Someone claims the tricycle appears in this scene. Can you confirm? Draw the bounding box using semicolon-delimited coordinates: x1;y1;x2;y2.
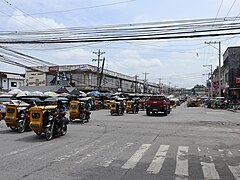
29;105;68;140
4;102;31;133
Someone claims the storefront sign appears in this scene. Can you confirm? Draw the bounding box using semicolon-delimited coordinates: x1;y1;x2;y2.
49;66;59;72
236;77;240;84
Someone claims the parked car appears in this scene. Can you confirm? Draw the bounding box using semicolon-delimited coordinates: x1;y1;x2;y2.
0;95;13;119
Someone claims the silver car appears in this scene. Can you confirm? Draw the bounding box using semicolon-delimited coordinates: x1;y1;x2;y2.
0;96;12;119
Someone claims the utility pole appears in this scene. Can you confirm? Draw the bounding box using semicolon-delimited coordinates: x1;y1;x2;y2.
92;49;105;89
168;82;171;95
158;78;163;94
203;64;213;98
135;75;139;93
205;41;221;97
142;72;149;93
99;57;105;89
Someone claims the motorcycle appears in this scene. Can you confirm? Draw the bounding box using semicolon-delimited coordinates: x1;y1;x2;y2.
16;109;31;133
69;100;90;123
44;112;68;141
126;100;139;114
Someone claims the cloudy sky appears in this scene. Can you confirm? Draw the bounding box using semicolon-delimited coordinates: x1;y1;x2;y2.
0;0;240;88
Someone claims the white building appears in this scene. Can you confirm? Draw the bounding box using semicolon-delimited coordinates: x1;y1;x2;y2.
25;64;160;93
0;72;25;92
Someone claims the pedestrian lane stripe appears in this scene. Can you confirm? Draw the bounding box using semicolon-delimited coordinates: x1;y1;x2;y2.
121;144;151;169
101;142;134;167
99;143;240;179
146;145;169;174
201;162;220;180
175;146;189;177
228;165;240;179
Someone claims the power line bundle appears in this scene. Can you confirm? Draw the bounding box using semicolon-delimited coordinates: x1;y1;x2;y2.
0;17;240;44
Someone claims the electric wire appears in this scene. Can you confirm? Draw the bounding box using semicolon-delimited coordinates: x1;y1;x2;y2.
0;16;240;44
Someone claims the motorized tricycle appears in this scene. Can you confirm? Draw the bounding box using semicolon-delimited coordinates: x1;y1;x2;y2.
126;100;139;114
103;100;110;109
139;99;145;110
110;100;124;115
69;99;89;123
4;103;31;133
29;105;68;141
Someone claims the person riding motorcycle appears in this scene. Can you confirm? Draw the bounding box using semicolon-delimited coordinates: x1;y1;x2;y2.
27;100;36;110
54;100;66;131
85;99;91;120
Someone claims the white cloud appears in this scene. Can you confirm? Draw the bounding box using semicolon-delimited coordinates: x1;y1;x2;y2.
49;47;92;65
105;49;163;82
7;10;65;30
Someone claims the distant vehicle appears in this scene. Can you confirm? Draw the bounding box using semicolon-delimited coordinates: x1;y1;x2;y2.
145;95;171;116
0;95;13;119
187;98;200;107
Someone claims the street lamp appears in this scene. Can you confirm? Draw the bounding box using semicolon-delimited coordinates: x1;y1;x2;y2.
203;64;213;98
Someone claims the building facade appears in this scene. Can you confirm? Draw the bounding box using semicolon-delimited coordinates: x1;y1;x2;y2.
222;46;240;99
0;72;25;92
25;64;160;93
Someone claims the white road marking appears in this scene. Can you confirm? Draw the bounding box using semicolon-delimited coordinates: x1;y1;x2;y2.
4;142;51;157
206;112;225;115
227;150;233;157
201;162;220;180
175;146;189;177
101;142;134;167
75;141;118;164
54;140;101;162
228;165;240;180
121;144;151;169
146;145;169;174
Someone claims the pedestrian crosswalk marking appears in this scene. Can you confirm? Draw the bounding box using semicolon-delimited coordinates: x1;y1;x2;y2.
201;162;220;180
97;142;240;179
121;144;151;169
146;145;169;174
175;146;189;177
101;142;134;167
228;165;240;179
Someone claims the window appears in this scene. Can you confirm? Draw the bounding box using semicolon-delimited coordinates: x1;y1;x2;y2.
35;79;39;86
11;82;17;87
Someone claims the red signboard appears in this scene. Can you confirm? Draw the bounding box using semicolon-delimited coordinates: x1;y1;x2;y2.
49;66;59;72
236;77;240;84
213;82;219;89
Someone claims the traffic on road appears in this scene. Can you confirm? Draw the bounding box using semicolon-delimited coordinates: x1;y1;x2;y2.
0;92;240;179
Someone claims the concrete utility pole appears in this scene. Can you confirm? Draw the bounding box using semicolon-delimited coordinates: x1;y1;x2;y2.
204;41;221;97
92;49;105;89
203;64;213;98
142;72;149;93
158;78;163;94
168;82;171;95
135;75;139;93
99;57;105;89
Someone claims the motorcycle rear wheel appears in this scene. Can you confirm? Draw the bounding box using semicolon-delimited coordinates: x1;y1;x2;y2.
17;119;25;133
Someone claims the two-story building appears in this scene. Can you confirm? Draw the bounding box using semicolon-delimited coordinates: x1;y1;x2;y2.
222;46;240;100
25;64;160;94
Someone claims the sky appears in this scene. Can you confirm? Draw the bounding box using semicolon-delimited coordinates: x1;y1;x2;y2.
0;0;240;89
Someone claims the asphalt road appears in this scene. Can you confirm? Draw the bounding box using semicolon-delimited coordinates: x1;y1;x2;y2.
0;104;240;180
